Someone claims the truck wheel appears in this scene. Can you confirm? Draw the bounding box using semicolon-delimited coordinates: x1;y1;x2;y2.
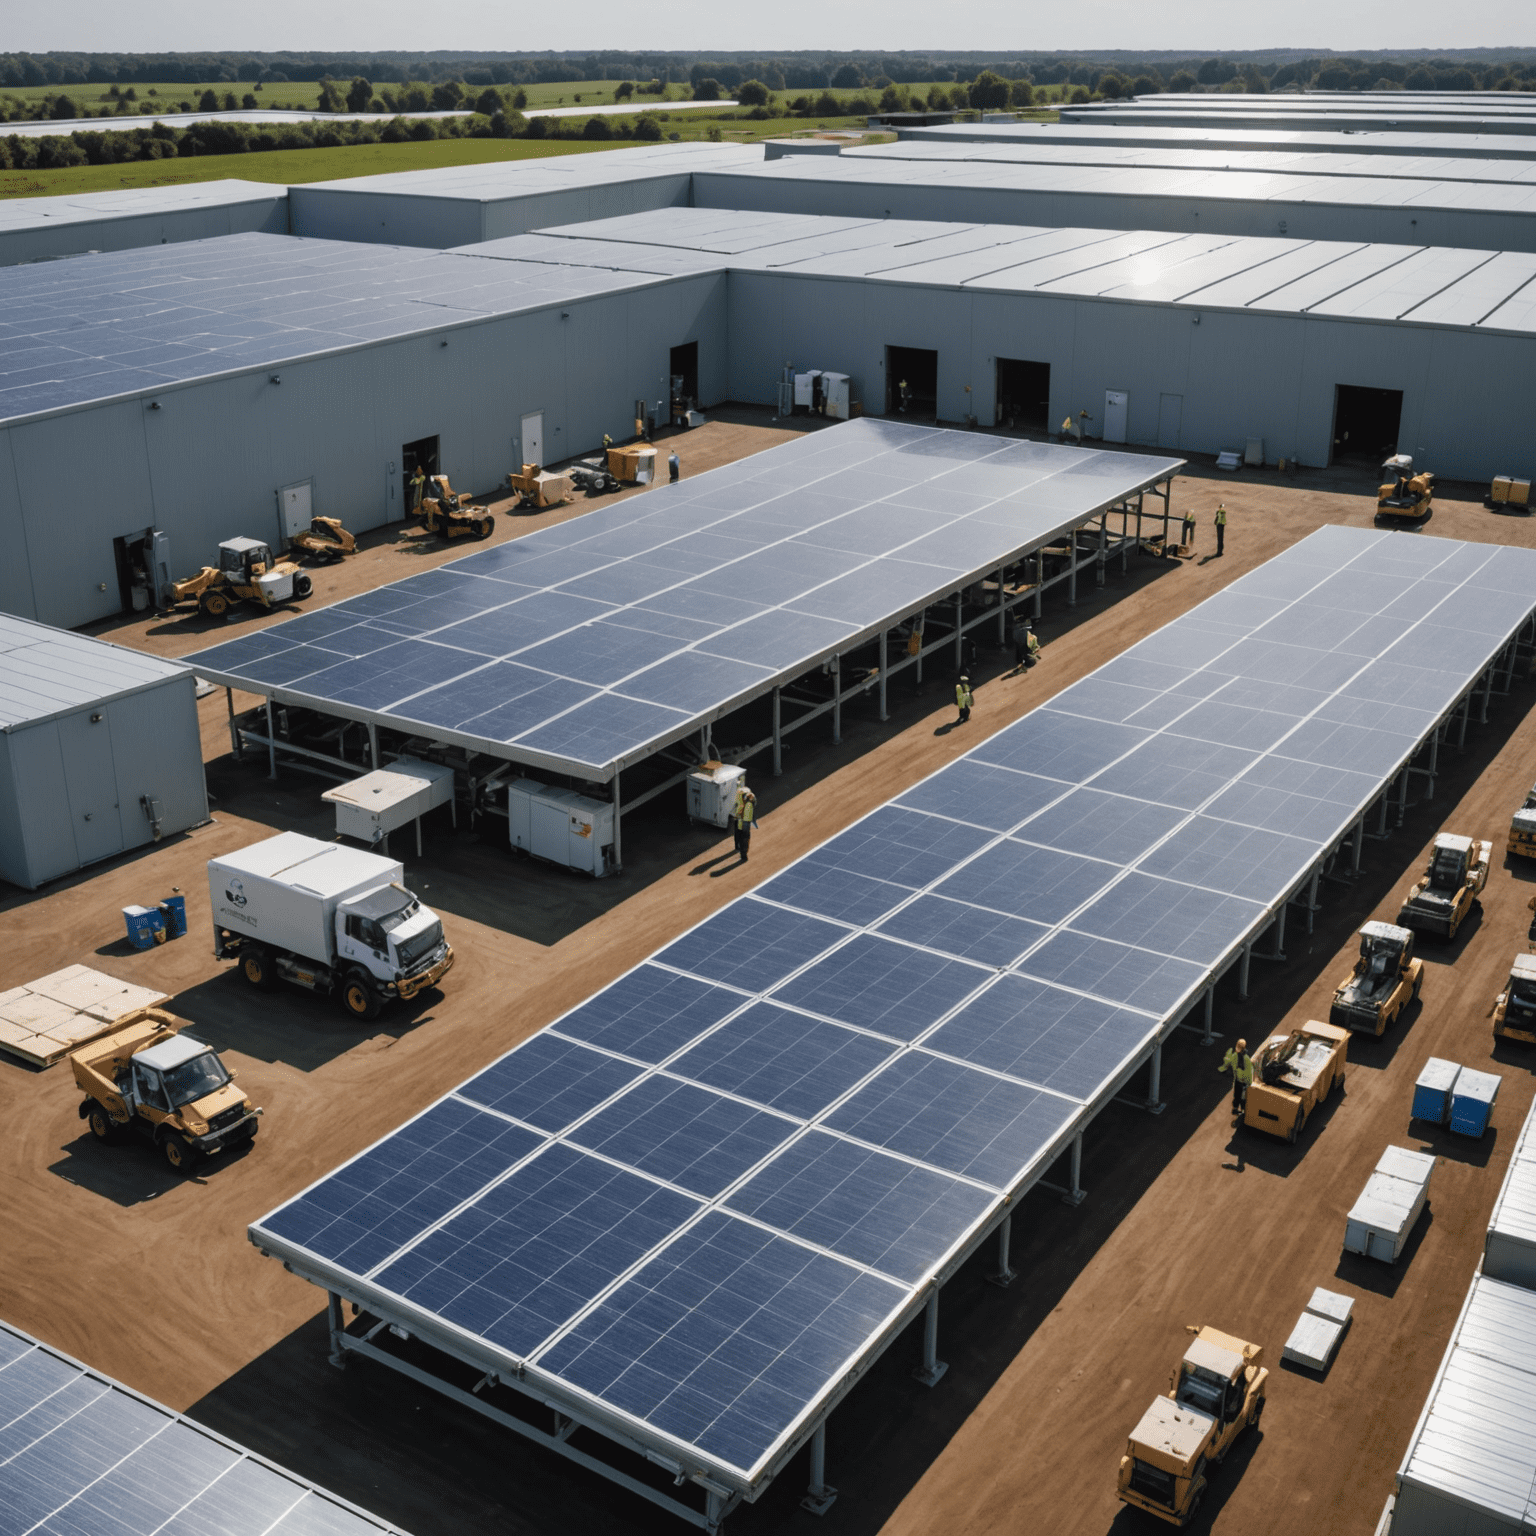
474;517;495;540
1249;1395;1266;1431
162;1134;199;1175
340;971;384;1021
87;1104;120;1143
240;946;276;990
294;573;313;599
200;590;230;619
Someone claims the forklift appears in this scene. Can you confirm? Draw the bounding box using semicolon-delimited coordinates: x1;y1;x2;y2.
163;538;312;620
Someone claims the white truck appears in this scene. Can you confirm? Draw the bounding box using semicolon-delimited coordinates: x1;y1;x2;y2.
209;833;453;1020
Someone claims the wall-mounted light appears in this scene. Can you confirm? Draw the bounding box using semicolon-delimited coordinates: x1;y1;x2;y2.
560;311;570;320
90;712;103;722
269;373;281;385
1192;314;1201;325
147;401;161;411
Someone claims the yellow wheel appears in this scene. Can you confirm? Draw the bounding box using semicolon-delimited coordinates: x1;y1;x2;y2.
201;590;230;619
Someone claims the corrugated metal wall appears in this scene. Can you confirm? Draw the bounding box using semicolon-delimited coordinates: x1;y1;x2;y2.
0;197;288;269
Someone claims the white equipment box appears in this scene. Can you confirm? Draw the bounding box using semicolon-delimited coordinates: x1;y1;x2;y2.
1344;1146;1435;1263
794;370;822;407
822;373;850;420
322;757;456;853
1486;1094;1536;1287
687;764;746;828
1282;1287;1355;1371
506;779;616;877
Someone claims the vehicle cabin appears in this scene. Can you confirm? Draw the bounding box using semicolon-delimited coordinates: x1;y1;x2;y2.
1330;921;1423;1035
1495;954;1536;1043
1244;1021;1348;1142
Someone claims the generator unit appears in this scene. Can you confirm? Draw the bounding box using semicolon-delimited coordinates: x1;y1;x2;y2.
506;779;617;877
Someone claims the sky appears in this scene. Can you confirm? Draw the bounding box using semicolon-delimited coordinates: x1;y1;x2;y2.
8;0;1533;55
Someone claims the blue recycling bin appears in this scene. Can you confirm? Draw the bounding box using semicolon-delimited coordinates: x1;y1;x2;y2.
1450;1069;1501;1138
158;894;187;939
1412;1057;1461;1125
123;905;165;950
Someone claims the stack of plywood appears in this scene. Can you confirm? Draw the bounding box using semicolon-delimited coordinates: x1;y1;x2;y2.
1282;1287;1355;1371
0;966;169;1067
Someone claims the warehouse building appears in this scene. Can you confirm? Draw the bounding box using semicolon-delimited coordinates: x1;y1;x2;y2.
0;179;288;268
0;615;206;888
1061;98;1536;135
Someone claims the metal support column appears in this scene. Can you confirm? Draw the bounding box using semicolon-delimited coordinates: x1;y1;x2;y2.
367;722;379;771
799;1421;837;1516
1458;695;1470;749
916;609;926;685
1352;818;1364;874
611;770;622;873
1480;668;1492;723
878;630;889;722
1271;904;1288;961
912;1290;947;1387
996;568;1007;646
1068;544;1078;607
986;1213;1017;1289
1396;765;1409;826
1063;1132;1085;1206
227;687;243;762
953;594;963;670
264;696;277;780
831;653;842;745
327;1292;347;1369
1034;551;1044;618
772;688;782;776
1305;867;1320;934
1097;515;1107;586
1200;988;1215;1046
1239;943;1252;999
1145;1041;1166;1113
1377;788;1389;837
1425;729;1439;798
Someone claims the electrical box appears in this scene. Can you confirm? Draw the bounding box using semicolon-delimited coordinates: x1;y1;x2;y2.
1451;1068;1501;1138
794;370;822;408
687;764;746;828
507;779;616;877
822;373;851;420
322;757;455;846
1411;1057;1460;1126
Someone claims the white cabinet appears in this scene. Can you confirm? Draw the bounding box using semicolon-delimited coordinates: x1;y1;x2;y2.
822;373;850;420
687;764;746;828
507;779;616;876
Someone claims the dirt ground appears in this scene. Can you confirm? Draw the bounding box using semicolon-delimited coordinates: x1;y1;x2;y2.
2;412;1534;1536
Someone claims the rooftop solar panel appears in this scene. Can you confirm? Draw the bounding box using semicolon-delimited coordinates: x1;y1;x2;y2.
189;419;1181;780
252;525;1536;1518
0;1319;408;1536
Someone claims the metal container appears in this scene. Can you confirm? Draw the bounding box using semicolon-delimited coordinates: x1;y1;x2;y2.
687;764;746;828
322;758;456;851
507;779;616;877
1412;1056;1461;1125
122;905;165;951
1450;1068;1501;1138
1344;1146;1434;1263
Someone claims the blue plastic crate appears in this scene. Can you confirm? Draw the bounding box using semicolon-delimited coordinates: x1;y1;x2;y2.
1412;1057;1461;1126
123;905;165;951
157;894;187;939
1450;1069;1501;1138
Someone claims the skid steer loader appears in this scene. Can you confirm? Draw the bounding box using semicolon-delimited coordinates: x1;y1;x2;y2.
163;538;312;620
289;516;356;564
412;475;495;541
1376;454;1434;524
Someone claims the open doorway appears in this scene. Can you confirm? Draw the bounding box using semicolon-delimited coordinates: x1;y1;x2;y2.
402;435;440;516
886;345;938;418
1331;386;1402;465
670;341;698;423
112;528;168;614
995;358;1050;431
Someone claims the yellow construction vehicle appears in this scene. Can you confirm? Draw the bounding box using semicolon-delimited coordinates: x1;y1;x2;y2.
411;474;494;540
1495;955;1536;1042
1397;832;1491;940
164;537;312;619
1117;1325;1267;1526
71;1008;261;1174
1330;921;1423;1034
289;516;356;564
1376;454;1434;523
1244;1021;1348;1141
506;463;573;510
1508;780;1536;861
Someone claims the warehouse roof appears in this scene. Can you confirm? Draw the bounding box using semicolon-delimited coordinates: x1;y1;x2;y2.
0;231;689;424
1061;103;1536;135
0;178;284;236
520;208;1536;336
899;122;1536;162
0;614;190;730
293;140;758;202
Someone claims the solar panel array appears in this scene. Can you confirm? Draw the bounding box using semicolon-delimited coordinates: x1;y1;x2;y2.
0;1320;407;1536
189;420;1181;779
253;524;1536;1493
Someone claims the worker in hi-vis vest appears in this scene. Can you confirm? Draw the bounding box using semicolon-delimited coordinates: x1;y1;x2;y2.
1219;1038;1255;1117
955;673;973;725
1214;502;1228;557
732;786;757;863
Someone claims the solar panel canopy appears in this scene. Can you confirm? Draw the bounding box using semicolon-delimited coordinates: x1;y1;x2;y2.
252;524;1536;1498
0;1319;408;1536
188;419;1181;780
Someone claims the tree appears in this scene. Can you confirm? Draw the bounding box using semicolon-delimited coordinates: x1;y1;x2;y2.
196;88;217;111
634;113;662;140
1069;86;1090;104
814;90;839;116
614;80;635;101
1012;80;1034;108
1405;66;1435;90
693;77;721;101
1169;71;1196;93
831;64;862;89
316;79;344;112
1131;75;1158;97
222;90;237;110
474;87;502;116
1196;58;1236;86
242;93;257;109
512;88;527;109
582;115;612;139
1098;73;1129;100
431;79;464;111
737;79;769;107
346;77;372;113
967;70;1010;111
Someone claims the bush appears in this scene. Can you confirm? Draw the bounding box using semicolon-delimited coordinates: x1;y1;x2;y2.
582;115;612;139
813;90;839;116
1169;70;1196;92
634;113;662;140
431;80;464;111
474;87;502;116
512;87;527;108
1069;86;1090;104
706;124;722;141
846;95;874;115
831;64;862;89
242;93;257;109
968;70;1010;110
347;77;373;113
1012;80;1034;107
408;117;437;140
693;77;721;101
737;78;769;107
523;114;547;138
402;85;429;113
614;80;635;100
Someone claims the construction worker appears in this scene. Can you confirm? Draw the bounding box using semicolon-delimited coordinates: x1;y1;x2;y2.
1219;1038;1255;1118
1181;508;1196;550
898;379;911;413
955;673;973;724
408;466;426;516
732;785;757;863
1012;621;1041;673
1214;502;1228;557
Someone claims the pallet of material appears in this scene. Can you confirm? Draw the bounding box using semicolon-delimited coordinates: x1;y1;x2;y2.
1344;1146;1435;1264
0;966;170;1067
1282;1287;1356;1371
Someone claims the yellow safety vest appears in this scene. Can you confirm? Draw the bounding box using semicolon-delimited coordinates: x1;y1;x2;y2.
956;682;973;709
1215;506;1228;525
1220;1048;1253;1085
734;796;756;830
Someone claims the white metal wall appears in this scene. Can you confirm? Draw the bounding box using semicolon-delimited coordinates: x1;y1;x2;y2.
0;272;728;629
0;197;289;268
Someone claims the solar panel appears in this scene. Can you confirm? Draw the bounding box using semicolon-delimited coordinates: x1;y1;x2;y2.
188;420;1182;780
251;524;1536;1509
0;1319;408;1536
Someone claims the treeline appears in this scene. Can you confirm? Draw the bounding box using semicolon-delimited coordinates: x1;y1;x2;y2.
6;49;1536;92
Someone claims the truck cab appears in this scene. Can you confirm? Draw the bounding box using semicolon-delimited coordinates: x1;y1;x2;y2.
1398;832;1490;940
1510;782;1536;862
72;1010;260;1174
1495;955;1536;1043
333;883;449;1011
1118;1327;1267;1526
1330;921;1423;1035
219;537;293;603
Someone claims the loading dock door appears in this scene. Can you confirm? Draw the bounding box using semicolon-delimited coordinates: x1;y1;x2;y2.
278;481;312;542
886;346;938;418
58;712;123;866
521;412;545;470
995;358;1050;431
1157;394;1183;450
1332;385;1403;465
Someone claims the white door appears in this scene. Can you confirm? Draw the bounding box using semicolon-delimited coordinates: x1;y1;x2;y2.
277;481;312;540
1157;393;1183;450
521;412;544;470
58;712;123;866
1103;391;1129;444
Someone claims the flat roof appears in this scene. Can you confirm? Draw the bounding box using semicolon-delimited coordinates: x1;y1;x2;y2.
0;613;190;731
0;232;686;425
517;208;1536;337
1061;104;1536;136
0;178;284;235
250;525;1536;1511
0;1318;410;1536
292;141;758;203
186;419;1182;781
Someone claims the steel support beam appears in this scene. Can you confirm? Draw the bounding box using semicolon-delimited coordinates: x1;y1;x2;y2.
800;1422;837;1516
986;1213;1017;1289
1201;988;1216;1046
912;1290;947;1387
327;1292;347;1369
954;594;963;671
1064;1132;1085;1205
265;696;277;780
367;722;380;771
830;653;841;745
772;688;782;776
1239;943;1252;999
878;631;889;722
226;687;243;762
611;770;622;873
